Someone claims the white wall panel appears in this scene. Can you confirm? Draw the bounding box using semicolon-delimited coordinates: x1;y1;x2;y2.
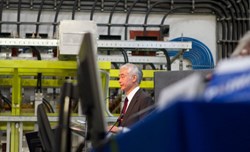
0;11;216;62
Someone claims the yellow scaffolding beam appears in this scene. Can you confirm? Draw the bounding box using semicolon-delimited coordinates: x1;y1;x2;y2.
0;60;111;152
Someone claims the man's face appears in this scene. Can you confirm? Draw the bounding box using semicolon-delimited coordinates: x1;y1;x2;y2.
119;68;135;93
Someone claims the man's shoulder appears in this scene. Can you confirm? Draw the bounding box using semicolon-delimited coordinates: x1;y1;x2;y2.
137;88;150;96
136;89;153;102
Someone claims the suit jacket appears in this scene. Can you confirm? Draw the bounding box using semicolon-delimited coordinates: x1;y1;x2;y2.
121;88;154;127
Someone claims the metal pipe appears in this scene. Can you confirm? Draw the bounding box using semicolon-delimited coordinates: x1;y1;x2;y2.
124;0;128;12
35;0;45;35
78;0;81;11
145;0;230;58
225;0;240;55
0;0;247;59
227;0;240;40
193;0;233;58
101;0;104;11
223;1;235;56
121;48;129;63
124;0;140;40
30;46;42;93
247;0;250;30
147;63;156;70
196;2;230;58
30;0;33;9
98;23;162;27
236;0;247;36
17;0;22;37
143;1;169;34
160;6;191;37
90;0;98;20
161;49;171;71
53;0;64;38
242;0;250;31
0;21;58;25
71;0;78;20
107;0;122;35
0;0;4;33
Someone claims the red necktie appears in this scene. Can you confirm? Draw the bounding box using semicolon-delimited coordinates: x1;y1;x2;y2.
118;97;128;126
121;97;128;114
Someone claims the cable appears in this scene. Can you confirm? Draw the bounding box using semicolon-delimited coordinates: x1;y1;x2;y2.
107;114;124;133
75;142;85;152
17;0;21;37
1;96;11;109
107;0;122;35
43;98;55;113
42;101;52;113
124;0;140;40
111;63;119;69
90;0;98;20
147;63;156;70
169;37;214;70
35;0;45;35
53;0;64;37
30;46;42;93
71;0;78;20
0;91;11;110
0;0;4;33
121;48;129;63
160;49;171;71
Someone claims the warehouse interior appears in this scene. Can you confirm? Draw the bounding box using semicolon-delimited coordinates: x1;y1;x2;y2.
0;0;249;152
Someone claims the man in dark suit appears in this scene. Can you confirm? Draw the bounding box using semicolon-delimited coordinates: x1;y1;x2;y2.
108;63;154;133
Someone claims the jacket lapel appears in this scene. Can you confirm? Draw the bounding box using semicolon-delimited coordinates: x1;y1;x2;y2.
124;89;141;117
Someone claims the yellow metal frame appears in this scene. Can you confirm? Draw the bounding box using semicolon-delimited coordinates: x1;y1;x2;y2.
0;60;158;151
0;60;111;152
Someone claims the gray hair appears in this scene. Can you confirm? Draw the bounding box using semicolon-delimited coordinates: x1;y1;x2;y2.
120;63;143;84
231;31;250;57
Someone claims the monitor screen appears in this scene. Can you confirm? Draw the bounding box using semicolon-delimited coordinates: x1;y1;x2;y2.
77;32;107;148
25;131;44;152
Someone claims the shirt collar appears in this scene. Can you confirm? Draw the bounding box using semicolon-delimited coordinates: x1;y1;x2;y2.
127;86;140;101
